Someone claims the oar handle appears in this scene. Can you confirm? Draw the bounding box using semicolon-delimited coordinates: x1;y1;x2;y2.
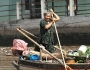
20;27;38;38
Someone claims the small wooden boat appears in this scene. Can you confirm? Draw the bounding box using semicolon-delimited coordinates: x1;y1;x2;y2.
18;59;90;70
15;27;90;70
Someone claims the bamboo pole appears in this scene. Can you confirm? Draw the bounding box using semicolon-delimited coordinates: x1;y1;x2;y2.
51;10;67;70
40;48;42;61
20;27;38;38
19;27;42;61
54;22;67;70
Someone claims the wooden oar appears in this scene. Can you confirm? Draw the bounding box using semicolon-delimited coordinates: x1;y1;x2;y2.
19;27;42;61
54;22;67;70
19;27;38;38
50;10;67;70
16;27;73;70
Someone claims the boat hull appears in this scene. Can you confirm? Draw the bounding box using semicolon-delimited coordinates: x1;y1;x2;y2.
19;60;90;70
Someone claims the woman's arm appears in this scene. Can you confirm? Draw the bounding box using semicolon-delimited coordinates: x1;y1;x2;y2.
44;21;54;29
50;9;60;22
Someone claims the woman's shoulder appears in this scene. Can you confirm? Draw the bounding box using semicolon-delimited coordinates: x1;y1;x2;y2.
40;19;47;27
40;19;45;22
40;19;46;24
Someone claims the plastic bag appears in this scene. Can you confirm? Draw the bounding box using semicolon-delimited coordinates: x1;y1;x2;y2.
11;39;28;51
30;54;40;61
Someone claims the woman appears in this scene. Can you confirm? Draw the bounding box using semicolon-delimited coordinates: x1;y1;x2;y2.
35;9;60;53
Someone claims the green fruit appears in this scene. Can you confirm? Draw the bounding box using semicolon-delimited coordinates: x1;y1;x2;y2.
74;52;79;56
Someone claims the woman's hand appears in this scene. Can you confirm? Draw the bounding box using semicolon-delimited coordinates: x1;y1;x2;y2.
50;9;54;13
50;9;60;22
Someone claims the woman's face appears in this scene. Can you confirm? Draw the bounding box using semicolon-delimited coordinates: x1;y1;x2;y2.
44;13;51;22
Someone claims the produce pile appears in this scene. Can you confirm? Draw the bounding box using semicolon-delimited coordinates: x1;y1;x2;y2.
67;45;90;63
